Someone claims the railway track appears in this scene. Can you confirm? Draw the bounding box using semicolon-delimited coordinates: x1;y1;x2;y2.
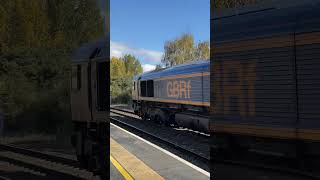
0;143;100;180
110;106;134;114
110;107;210;137
110;107;210;167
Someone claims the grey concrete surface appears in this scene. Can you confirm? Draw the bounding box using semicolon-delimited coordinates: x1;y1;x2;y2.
110;124;209;180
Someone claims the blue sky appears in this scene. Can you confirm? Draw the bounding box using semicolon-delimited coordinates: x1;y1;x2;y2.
110;0;210;72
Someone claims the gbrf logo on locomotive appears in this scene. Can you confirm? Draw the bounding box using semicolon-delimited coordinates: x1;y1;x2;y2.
167;80;191;99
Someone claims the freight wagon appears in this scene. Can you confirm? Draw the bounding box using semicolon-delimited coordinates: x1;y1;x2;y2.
211;1;320;160
132;60;210;132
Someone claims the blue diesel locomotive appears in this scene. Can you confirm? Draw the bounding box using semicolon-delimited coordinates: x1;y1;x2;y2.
132;60;210;132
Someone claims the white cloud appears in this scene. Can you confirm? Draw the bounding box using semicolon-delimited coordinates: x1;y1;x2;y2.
142;64;156;72
111;41;163;64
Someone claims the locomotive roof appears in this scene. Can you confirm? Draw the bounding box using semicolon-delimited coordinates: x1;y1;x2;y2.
71;37;109;62
212;0;316;20
135;60;209;81
212;1;320;44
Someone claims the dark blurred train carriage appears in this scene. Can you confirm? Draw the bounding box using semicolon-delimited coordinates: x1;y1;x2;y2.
132;60;210;132
211;1;320;166
70;38;109;174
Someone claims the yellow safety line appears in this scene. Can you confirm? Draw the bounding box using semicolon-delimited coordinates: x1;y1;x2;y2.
110;138;164;180
110;155;134;180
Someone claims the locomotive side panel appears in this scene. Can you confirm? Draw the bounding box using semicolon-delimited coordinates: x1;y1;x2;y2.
211;6;300;139
90;60;109;123
203;75;210;103
296;7;320;141
211;40;298;139
211;5;320;159
71;63;91;122
138;62;210;107
142;74;210;106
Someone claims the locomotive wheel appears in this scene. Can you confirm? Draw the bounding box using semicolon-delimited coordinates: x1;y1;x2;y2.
141;112;148;121
154;115;163;125
155;109;169;126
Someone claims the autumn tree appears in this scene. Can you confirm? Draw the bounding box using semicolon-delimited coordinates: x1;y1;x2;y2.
195;41;210;61
0;0;104;133
161;33;209;67
111;55;143;79
110;57;128;100
111;57;126;78
122;54;143;77
110;54;143;104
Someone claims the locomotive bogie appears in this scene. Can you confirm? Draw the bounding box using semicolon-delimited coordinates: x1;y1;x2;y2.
175;113;209;133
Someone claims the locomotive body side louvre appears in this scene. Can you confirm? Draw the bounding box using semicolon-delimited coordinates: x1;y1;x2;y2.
211;3;320;143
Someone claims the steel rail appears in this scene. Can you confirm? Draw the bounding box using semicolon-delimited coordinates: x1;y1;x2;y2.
0;143;79;167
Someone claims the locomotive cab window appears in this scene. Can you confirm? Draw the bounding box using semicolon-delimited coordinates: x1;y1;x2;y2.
147;80;154;97
140;81;147;97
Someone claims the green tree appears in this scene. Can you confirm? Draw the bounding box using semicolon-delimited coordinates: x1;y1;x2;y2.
161;33;209;67
121;54;143;77
0;0;104;133
162;34;194;67
110;54;143;104
111;57;126;78
195;41;210;60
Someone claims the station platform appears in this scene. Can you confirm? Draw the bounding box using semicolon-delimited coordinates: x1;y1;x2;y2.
110;123;210;180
